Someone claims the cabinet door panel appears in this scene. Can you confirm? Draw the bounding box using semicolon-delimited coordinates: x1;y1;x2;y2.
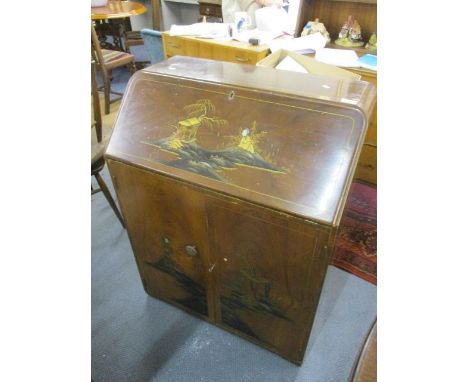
206;197;331;362
108;160;212;318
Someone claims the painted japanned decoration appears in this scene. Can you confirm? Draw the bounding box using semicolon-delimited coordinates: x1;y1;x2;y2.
145;236;291;342
144;237;208;316
221;253;292;341
143;99;286;182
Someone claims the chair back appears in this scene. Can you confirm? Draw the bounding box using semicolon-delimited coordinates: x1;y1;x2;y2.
91;24;105;70
91;60;102;142
141;29;164;64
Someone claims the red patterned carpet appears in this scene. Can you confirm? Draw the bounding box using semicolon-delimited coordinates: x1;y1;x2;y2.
332;181;377;284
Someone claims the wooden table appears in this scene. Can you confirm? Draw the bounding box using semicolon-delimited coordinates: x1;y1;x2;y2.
162;32;270;65
92;1;147;51
91;1;147;20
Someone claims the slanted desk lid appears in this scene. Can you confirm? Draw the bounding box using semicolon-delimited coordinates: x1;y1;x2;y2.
106;56;376;226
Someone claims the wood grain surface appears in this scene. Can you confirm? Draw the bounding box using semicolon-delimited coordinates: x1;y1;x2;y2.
91;0;147;20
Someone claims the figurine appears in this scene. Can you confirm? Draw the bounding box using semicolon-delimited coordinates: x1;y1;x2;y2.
335;15;365;48
301;18;331;43
338;15;352;40
365;32;377;52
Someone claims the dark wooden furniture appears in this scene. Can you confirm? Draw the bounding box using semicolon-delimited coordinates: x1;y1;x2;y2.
198;0;222;22
151;0;162;31
91;61;102;143
92;0;148;51
351;320;377;382
91;25;136;114
105;56;376;364
298;0;376;43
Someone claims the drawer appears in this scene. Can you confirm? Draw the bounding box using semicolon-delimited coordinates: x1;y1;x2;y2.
227;49;258;65
164;35;185;57
199;3;222;18
355;144;377;185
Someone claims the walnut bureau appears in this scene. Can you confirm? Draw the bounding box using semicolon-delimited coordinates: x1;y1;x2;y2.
106;56;376;364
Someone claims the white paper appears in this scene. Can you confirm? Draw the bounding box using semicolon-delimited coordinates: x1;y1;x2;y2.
275;56;308;73
314;48;360;68
267;33;326;54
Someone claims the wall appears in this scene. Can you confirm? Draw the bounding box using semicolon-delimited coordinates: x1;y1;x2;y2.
161;0;200;30
129;0;154;30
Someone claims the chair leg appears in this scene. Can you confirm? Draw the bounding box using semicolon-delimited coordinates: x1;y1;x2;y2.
102;69;111;115
94;172;125;228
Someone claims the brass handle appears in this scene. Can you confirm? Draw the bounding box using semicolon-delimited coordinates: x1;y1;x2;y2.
208;263;216;272
235;56;249;62
169;43;181;48
185;245;198;257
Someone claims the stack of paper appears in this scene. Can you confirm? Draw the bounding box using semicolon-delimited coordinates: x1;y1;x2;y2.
169;23;230;39
267;33;327;54
314;48;360;68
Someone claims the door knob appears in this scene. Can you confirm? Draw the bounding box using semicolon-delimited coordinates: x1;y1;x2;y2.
185;245;198;257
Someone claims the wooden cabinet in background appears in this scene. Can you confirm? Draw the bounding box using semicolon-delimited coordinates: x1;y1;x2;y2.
199;1;223;21
106;57;376;364
162;32;270;65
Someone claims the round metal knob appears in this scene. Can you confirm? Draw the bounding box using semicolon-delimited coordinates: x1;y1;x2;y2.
185;245;198;257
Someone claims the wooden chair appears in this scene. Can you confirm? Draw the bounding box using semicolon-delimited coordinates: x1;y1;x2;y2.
91;60;102;142
91;24;136;115
124;30;144;52
91;60;125;228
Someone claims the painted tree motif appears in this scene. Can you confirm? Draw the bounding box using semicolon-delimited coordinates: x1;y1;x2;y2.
182;99;228;130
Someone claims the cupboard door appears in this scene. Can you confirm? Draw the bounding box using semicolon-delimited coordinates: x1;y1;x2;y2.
108;160;213;319
206;196;331;363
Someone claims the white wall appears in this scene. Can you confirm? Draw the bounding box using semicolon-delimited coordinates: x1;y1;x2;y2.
161;0;199;30
129;0;154;30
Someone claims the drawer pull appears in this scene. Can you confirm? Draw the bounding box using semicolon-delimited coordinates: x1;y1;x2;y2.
185;245;198;257
169;43;181;49
234;56;249;62
206;7;211;14
208;263;216;272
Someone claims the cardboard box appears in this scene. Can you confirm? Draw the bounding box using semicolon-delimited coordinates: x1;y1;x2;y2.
257;50;361;80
